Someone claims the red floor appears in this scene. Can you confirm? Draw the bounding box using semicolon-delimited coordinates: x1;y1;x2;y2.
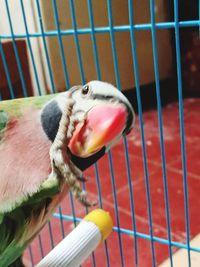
25;98;200;267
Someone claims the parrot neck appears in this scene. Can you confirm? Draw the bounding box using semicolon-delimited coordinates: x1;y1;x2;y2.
41;100;62;142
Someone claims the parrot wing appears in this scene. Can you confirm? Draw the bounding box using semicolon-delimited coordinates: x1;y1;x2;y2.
0;178;61;267
0;95;64;266
0;94;59;214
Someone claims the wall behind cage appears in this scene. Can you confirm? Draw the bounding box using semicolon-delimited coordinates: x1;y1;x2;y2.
0;0;173;96
0;1;48;97
40;0;173;91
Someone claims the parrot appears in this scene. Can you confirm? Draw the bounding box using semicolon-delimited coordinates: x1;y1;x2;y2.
0;80;134;267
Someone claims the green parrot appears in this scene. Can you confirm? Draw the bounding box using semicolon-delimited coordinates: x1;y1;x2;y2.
0;80;134;266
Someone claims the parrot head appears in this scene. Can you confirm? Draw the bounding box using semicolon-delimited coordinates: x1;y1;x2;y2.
41;81;134;170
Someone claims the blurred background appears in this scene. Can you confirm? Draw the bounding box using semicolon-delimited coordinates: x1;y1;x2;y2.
0;1;199;105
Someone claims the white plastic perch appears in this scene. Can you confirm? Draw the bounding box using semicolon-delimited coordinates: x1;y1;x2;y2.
36;209;113;267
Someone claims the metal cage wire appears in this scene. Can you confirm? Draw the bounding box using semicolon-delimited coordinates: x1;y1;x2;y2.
0;0;200;266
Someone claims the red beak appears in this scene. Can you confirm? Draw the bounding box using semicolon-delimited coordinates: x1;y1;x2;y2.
68;103;127;157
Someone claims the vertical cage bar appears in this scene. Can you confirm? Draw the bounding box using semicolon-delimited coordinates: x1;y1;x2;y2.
173;0;191;266
68;1;96;265
108;151;124;267
127;0;156;265
28;245;34;267
149;0;173;266
87;0;101;80
94;164;103;208
52;0;70;89
69;192;83;267
69;0;85;84
94;163;110;267
20;0;42;96
106;0;121;87
107;1;141;266
69;192;82;267
58;205;65;238
81;180;97;267
4;0;28;97
106;1;132;266
123;137;138;266
35;0;56;94
38;234;44;259
0;41;15;99
199;0;200;37
69;192;77;227
47;221;55;249
87;1;111;265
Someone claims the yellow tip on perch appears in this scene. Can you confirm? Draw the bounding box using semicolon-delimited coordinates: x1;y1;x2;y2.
36;209;113;267
84;209;113;241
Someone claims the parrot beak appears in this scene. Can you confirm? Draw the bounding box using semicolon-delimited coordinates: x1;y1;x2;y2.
68;103;127;157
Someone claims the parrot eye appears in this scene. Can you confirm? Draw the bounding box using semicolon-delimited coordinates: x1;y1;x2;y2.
81;85;89;95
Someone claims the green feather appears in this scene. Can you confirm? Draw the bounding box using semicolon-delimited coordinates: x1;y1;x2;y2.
0;94;56;142
0;94;56;118
0;110;8;141
21;178;60;206
0;178;60;267
0;110;8;131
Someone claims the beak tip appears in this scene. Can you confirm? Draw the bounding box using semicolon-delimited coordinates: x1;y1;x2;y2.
69;103;132;157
